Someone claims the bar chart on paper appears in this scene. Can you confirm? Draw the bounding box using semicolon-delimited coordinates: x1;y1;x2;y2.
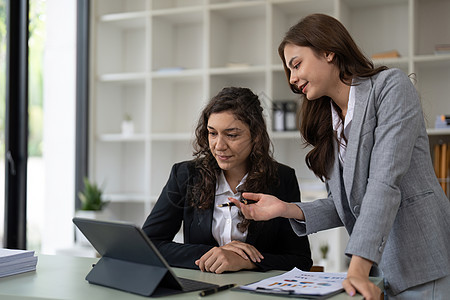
239;267;346;298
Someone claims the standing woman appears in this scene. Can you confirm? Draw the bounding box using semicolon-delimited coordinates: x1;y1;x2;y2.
231;14;450;299
142;87;312;274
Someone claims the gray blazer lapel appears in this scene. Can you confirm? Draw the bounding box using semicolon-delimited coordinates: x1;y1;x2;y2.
343;78;372;202
328;140;341;198
327;140;346;219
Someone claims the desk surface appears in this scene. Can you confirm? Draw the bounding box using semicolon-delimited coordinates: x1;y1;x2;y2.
0;255;383;300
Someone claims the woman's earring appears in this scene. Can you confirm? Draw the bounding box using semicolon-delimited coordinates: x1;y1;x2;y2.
325;52;334;62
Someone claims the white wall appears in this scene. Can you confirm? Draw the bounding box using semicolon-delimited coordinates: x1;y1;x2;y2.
41;0;76;254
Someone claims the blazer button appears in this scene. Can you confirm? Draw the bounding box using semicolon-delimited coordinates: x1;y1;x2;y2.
378;237;386;252
353;205;360;215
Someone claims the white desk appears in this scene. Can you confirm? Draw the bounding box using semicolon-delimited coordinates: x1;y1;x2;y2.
0;255;383;300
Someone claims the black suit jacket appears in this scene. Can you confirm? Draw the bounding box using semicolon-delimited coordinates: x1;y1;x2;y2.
142;161;312;272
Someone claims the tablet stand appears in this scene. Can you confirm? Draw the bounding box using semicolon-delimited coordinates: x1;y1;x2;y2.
86;256;183;296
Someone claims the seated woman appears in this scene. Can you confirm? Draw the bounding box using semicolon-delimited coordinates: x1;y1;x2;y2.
142;87;312;274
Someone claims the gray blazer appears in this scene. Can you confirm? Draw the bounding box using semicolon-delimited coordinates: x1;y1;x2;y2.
290;68;450;295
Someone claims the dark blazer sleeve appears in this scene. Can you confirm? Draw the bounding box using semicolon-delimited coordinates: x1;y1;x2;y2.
248;163;313;272
142;162;214;269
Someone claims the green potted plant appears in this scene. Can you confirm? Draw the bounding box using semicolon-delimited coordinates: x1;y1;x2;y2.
75;177;109;246
320;243;329;260
319;243;329;271
78;177;108;211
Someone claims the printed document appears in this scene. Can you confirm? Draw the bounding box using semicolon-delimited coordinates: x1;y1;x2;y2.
239;267;346;298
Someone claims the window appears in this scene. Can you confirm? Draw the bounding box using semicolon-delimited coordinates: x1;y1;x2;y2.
0;0;6;247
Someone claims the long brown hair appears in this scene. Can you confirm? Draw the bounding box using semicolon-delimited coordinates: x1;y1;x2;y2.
191;87;278;210
278;13;387;181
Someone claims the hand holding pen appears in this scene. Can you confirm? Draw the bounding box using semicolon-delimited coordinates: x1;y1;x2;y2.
218;197;258;208
225;192;300;222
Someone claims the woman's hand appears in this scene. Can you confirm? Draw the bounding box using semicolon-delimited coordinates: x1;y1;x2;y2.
342;256;382;300
195;242;259;273
229;192;304;221
221;240;264;263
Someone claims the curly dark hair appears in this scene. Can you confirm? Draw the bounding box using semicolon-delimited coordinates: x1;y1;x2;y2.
278;14;387;181
191;87;279;214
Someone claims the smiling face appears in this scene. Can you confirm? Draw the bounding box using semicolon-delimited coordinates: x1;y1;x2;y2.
284;44;338;101
207;111;252;179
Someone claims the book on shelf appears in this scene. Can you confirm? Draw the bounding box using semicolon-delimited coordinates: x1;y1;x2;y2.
371;50;400;59
434;142;450;196
434;44;450;55
155;67;184;74
435;115;450;129
0;248;38;278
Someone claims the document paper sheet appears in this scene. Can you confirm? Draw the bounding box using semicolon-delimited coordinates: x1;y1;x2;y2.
240;267;346;296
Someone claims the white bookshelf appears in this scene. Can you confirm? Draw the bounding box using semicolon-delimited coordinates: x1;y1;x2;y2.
89;0;450;271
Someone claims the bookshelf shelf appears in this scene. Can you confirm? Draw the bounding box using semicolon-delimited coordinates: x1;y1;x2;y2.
427;129;450;136
104;193;149;203
151;6;203;15
152;9;203;23
98;72;147;83
152;0;203;10
150;133;193;141
373;57;409;67
414;54;450;62
271;131;302;140
414;54;450;68
98;134;149;142
99;11;149;26
209;65;267;75
152;69;203;79
212;0;265;7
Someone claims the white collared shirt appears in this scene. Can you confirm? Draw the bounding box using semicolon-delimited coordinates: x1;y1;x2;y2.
331;84;355;165
212;171;248;246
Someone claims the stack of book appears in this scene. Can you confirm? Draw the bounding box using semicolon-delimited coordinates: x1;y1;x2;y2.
371;50;400;59
434;142;450;197
434;44;450;55
433;116;450;197
435;115;450;129
0;248;38;278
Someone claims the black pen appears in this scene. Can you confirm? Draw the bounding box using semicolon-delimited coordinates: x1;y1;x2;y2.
218;198;257;208
199;283;236;297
